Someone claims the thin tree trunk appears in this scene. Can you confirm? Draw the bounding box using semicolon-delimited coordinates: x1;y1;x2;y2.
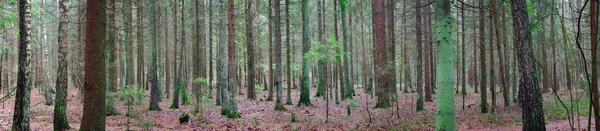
54;0;71;129
267;0;275;101
415;0;424;111
148;0;162;111
479;0;488;113
246;0;256;100
137;0;145;89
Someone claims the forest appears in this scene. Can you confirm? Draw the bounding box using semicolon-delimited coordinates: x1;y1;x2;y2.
0;0;598;130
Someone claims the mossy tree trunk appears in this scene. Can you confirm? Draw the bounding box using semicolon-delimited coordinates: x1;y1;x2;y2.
148;0;162;111
298;0;312;107
12;0;32;130
415;0;424;111
53;0;71;130
434;0;455;130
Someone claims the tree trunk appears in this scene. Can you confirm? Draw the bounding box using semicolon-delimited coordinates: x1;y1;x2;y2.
80;0;107;129
297;0;312;106
479;0;488;113
424;0;432;102
267;0;275;101
315;0;325;98
125;0;134;86
489;0;496;113
415;0;424;111
285;0;293;105
434;0;455;129
12;0;32;130
217;0;230;113
137;0;145;90
509;0;546;129
373;0;390;109
386;0;396;102
246;0;256;100
225;0;241;118
54;0;71;129
208;0;214;99
148;0;162;111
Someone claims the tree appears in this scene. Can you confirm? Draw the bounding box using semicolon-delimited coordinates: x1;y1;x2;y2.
246;0;256;100
341;0;353;100
424;0;432;102
136;0;145;90
285;0;293;105
298;0;312;107
193;0;206;113
509;0;546;129
373;0;389;109
12;0;32;130
479;0;488;114
217;0;230;115
590;0;600;129
434;0;455;130
315;0;325;98
224;0;241;118
170;0;182;109
80;0;107;129
148;0;162;111
179;0;190;106
415;0;425;111
125;0;134;86
53;0;71;130
274;0;286;111
267;0;274;101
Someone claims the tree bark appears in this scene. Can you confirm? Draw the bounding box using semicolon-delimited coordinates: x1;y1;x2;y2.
54;0;71;129
12;0;32;130
415;0;424;111
80;0;107;129
148;0;162;111
434;0;455;129
479;0;488;113
373;0;390;109
510;0;546;129
246;0;256;100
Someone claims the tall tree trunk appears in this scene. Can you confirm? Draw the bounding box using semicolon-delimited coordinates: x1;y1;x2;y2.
341;0;352;100
489;0;497;113
41;0;53;106
386;0;396;102
54;0;71;129
137;0;145;89
179;0;190;106
274;0;286;110
170;0;181;109
373;0;390;109
148;0;162;111
246;0;256;100
509;0;546;129
225;0;241;118
415;0;424;111
12;0;32;130
434;0;455;129
591;0;600;129
472;0;479;94
479;0;488;113
125;0;134;86
423;0;432;102
217;0;230;113
208;0;214;99
267;0;275;101
315;0;325;98
165;4;171;98
285;0;293;105
80;0;107;129
298;0;312;106
402;0;411;93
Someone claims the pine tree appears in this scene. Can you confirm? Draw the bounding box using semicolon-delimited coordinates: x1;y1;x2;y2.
415;0;425;111
148;0;162;111
80;0;107;129
373;0;390;109
434;0;455;130
298;0;312;106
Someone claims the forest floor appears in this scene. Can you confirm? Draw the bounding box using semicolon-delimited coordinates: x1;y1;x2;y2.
0;84;590;130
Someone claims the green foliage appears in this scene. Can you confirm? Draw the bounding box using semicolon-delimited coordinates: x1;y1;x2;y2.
304;36;343;63
346;99;361;109
117;85;147;105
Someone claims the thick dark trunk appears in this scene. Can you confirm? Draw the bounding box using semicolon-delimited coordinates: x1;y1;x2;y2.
80;0;107;130
510;0;546;130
